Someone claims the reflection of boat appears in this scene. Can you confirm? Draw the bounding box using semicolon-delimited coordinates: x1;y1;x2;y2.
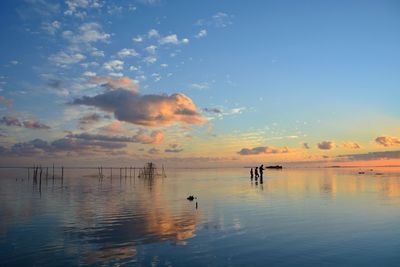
266;165;283;169
138;162;167;178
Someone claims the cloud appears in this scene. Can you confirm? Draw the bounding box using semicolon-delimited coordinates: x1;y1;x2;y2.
0;116;21;127
79;113;102;125
23;120;51;129
42;20;61;35
336;150;400;161
83;71;96;77
62;22;110;43
143;56;157;64
148;29;160;39
132;35;143;42
0;137;127;157
375;136;400;147
64;0;103;18
317;141;335;150
238;146;289;156
159;34;188;45
67;130;164;144
195;29;207;38
72;89;206;127
91;76;138;92
342;142;361;149
145;45;157;54
103;60;124;71
165;144;183;153
196;12;233;28
0;116;50;129
203;107;222;114
302;142;310;149
118;48;139;58
190;82;209;90
49;51;86;66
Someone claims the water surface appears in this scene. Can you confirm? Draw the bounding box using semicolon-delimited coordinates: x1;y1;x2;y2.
1;167;400;266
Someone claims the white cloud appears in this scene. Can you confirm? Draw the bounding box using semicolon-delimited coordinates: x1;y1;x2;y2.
103;60;124;71
62;22;110;44
83;71;96;77
190;82;209;90
196;12;233;28
132;35;143;42
42;20;61;35
90;47;104;57
160;63;168;68
159;34;178;44
145;45;157;54
118;48;139;58
64;0;102;17
195;29;207;38
143;56;157;64
151;73;161;82
148;29;160;39
159;34;189;45
49;51;86;66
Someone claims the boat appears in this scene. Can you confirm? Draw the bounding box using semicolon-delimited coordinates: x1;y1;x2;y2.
265;165;283;169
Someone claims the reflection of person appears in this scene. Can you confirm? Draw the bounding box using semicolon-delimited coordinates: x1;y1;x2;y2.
250;168;254;179
255;167;259;180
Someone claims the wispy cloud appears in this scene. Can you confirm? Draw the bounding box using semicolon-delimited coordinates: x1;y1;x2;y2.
195;29;207;38
91;76;138;92
67;130;164;144
336;150;400;161
238;146;289;156
196;12;234;28
0;116;50;129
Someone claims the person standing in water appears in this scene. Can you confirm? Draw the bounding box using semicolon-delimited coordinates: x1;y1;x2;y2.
259;164;264;182
255;167;259;180
250;168;254;180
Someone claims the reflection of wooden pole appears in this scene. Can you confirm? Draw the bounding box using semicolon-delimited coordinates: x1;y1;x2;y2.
110;168;113;180
52;163;55;182
39;166;42;192
28;167;30;181
61;166;64;185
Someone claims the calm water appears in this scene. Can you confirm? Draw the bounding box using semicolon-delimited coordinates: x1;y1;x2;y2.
1;167;400;266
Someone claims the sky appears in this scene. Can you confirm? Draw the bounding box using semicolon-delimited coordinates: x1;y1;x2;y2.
0;0;400;167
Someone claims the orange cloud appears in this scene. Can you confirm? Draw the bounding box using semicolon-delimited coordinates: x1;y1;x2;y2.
91;76;139;92
375;136;400;147
73;89;206;127
342;142;361;149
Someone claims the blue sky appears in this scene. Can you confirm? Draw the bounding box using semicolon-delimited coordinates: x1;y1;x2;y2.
0;0;400;166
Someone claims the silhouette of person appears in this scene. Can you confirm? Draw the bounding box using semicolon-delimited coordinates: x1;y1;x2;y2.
255;167;259;180
250;168;254;180
259;164;264;180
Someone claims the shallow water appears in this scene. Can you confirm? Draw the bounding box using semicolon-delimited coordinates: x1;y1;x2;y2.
1;167;400;266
